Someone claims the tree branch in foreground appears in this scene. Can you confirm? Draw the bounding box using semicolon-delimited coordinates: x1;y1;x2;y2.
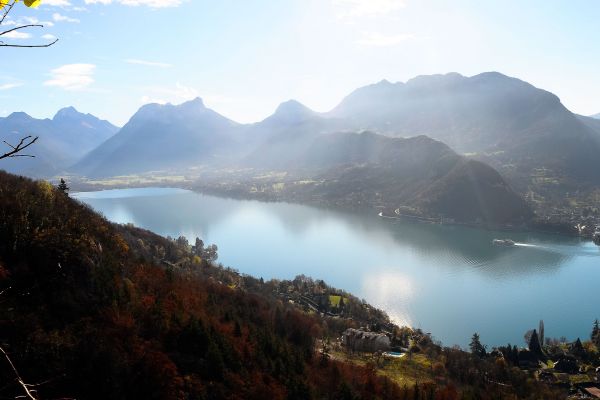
0;10;58;48
0;345;39;400
1;135;38;160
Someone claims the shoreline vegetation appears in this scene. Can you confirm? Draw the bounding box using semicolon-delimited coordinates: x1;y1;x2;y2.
1;170;598;399
68;172;599;242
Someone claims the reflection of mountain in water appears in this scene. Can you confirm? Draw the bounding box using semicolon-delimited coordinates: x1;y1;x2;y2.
77;188;600;347
375;218;579;279
253;201;578;279
78;189;591;281
76;189;245;242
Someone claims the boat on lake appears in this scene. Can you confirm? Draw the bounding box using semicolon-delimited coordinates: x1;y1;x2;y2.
493;238;516;246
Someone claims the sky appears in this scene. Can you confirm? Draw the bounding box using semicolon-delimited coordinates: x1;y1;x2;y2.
1;0;599;126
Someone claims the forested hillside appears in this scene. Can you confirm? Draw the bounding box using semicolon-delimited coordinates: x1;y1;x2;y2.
0;171;567;399
0;171;399;399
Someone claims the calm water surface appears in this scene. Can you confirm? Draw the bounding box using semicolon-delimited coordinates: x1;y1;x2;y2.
74;187;600;347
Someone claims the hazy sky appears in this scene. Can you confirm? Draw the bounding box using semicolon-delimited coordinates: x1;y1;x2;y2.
1;0;599;126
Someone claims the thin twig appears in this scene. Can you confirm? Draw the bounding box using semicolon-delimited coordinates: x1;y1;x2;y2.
0;1;16;26
0;346;39;400
0;39;58;48
0;7;58;48
0;136;38;160
0;24;44;37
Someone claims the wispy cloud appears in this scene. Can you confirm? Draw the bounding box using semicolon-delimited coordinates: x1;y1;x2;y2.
333;0;406;19
44;0;72;6
1;31;32;39
52;13;80;23
18;16;55;26
0;83;23;91
42;34;57;40
44;63;96;91
126;59;173;68
84;0;182;8
357;32;414;47
2;16;54;26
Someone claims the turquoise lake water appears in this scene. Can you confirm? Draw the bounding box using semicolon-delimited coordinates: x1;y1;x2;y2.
75;187;600;348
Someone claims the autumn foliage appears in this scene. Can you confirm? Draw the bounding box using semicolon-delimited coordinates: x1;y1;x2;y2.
0;171;569;399
0;171;407;399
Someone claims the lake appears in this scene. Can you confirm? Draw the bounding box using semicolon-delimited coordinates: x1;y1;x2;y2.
74;187;600;348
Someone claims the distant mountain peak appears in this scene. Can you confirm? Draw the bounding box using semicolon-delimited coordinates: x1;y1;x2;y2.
53;106;83;120
376;79;393;86
590;113;600;120
6;111;33;121
274;99;313;116
181;97;205;108
405;72;465;87
475;71;508;79
275;99;312;113
138;97;206;112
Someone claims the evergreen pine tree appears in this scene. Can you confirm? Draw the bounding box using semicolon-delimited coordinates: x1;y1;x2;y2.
469;333;486;358
528;329;544;357
591;319;600;346
572;337;585;357
57;178;69;196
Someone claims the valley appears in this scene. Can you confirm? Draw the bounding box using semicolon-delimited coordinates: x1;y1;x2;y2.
74;187;600;349
3;1;600;398
18;71;592;237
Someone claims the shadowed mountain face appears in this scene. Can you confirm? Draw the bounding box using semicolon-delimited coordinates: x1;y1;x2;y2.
73;72;600;191
10;71;596;222
591;113;600;119
73;98;240;177
0;108;118;177
328;72;600;187
259;131;533;225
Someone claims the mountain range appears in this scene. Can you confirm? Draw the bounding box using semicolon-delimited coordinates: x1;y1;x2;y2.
2;71;599;224
197;131;532;225
72;98;238;177
0;107;118;177
327;72;600;190
71;72;600;191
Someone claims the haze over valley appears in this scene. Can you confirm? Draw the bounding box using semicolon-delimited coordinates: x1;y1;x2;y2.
2;1;600;398
6;71;600;229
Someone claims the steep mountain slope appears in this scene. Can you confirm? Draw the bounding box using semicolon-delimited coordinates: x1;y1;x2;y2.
0;170;398;399
69;72;600;201
200;132;533;225
0;171;564;399
329;72;600;188
0;108;117;177
52;106;119;156
303;132;533;224
578;115;600;137
73;98;239;177
241;100;345;167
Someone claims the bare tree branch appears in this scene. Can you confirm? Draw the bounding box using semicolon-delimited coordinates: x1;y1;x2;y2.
0;39;58;48
0;136;38;160
0;4;57;48
0;1;16;26
0;286;10;297
0;346;39;400
0;24;44;37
